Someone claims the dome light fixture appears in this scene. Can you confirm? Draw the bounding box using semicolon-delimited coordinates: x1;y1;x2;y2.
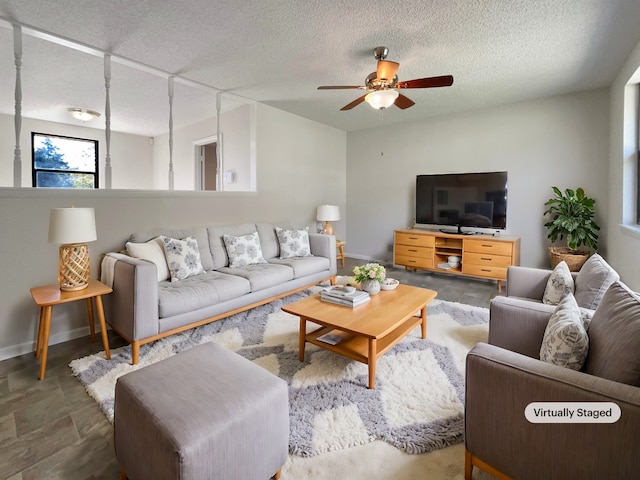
365;89;399;109
68;108;101;121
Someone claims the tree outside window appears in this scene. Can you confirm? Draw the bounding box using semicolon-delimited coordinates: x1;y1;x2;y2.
32;133;98;188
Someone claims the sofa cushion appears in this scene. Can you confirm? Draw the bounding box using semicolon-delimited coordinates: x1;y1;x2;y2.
161;236;205;282
130;227;213;272
218;263;294;292
268;255;330;279
157;271;251;318
542;261;574;306
539;293;589;371
207;224;257;269
126;236;170;282
256;223;291;260
582;281;640;387
574;254;619;309
276;227;312;259
223;232;268;268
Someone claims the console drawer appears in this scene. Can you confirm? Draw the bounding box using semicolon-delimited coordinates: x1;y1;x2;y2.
464;239;512;256
395;244;432;258
462;264;508;280
463;252;512;268
395;232;435;248
395;255;433;269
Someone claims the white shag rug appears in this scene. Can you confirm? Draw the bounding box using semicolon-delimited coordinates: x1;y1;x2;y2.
70;290;489;475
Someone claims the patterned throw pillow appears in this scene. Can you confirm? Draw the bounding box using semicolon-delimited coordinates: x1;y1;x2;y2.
276;227;312;259
222;232;267;268
540;293;589;370
542;261;574;305
161;236;205;282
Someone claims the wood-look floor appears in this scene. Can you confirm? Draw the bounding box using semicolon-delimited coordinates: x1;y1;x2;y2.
0;258;498;479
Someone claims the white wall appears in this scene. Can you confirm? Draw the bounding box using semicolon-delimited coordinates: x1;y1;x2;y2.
0;103;346;360
607;37;640;290
151;103;254;191
0;114;154;189
346;88;611;270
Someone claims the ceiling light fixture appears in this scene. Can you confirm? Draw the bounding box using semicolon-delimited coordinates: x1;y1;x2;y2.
68;108;101;121
364;89;399;110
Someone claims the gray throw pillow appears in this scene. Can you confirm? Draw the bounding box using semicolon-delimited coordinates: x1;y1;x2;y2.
540;293;589;371
574;254;619;309
543;261;574;305
582;282;640;387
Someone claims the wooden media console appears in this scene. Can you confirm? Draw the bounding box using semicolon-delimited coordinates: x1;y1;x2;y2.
393;229;520;292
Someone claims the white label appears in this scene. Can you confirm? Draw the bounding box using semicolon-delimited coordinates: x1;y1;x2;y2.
525;402;621;423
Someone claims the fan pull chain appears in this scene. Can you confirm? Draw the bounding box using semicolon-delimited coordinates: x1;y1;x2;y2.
380;108;385;156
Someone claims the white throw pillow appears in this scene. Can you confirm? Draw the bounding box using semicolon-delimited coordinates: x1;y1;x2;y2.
542;261;574;306
540;293;589;370
161;235;205;282
276;227;312;259
125;236;170;282
222;232;267;268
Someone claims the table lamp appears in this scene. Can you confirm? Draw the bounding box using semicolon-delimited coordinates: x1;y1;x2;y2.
316;205;340;235
48;207;97;291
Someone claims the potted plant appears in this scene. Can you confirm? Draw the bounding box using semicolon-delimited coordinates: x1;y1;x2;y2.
543;186;600;271
352;263;386;295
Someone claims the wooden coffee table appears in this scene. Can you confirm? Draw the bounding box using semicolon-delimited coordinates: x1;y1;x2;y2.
282;284;437;388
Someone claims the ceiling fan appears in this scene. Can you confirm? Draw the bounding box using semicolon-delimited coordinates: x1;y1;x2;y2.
318;46;453;111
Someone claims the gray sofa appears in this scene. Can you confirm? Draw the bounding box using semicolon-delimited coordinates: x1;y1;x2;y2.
103;223;336;364
465;262;640;479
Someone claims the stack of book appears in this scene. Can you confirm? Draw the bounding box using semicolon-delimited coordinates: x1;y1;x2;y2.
320;286;371;307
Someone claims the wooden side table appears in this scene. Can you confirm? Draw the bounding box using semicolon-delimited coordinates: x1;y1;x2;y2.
336;240;345;268
30;279;112;380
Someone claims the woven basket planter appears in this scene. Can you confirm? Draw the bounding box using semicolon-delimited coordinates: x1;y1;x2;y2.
549;246;589;272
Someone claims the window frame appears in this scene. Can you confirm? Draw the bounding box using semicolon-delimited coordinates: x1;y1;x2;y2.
31;132;99;189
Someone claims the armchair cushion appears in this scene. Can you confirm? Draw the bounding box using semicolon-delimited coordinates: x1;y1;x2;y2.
574;254;619;309
542;261;574;305
583;281;640;387
539;293;588;370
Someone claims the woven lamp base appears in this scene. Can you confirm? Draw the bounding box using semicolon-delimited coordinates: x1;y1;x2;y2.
58;243;90;291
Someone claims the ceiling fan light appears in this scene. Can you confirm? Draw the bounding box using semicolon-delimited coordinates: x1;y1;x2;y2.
68;108;101;122
365;89;399;109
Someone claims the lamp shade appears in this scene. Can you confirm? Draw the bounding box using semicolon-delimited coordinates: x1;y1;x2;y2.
48;207;97;244
316;205;340;222
365;89;399;109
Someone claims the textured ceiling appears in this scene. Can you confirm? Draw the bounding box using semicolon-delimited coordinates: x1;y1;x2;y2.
1;0;640;136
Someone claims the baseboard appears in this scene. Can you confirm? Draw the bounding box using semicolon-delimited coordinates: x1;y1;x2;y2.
0;325;94;362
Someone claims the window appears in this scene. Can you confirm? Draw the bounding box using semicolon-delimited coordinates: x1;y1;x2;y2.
32;132;99;188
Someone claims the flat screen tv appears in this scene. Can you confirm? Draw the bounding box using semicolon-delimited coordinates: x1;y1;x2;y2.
415;171;508;234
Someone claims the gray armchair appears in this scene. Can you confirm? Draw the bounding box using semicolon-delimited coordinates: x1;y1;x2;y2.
464;268;640;480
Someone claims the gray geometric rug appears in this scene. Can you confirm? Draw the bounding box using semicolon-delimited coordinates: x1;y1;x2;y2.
69;290;488;457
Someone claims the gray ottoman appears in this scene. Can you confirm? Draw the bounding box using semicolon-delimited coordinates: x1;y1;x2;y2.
114;342;289;480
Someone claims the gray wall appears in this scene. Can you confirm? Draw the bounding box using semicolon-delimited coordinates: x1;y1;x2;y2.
346;88;611;271
607;34;640;291
0;103;347;360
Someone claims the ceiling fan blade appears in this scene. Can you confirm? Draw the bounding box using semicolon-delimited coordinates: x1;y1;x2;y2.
396;75;454;89
340;95;367;111
318;85;362;90
376;60;399;82
394;94;415;109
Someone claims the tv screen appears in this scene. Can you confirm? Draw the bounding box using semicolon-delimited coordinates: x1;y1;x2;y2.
415;171;508;232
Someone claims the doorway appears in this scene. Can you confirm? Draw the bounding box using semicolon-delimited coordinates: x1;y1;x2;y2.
194;134;221;191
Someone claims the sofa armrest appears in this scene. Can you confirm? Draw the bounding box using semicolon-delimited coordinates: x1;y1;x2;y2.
505;265;552;299
105;256;159;342
466;343;640;479
309;233;337;275
488;296;555;358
